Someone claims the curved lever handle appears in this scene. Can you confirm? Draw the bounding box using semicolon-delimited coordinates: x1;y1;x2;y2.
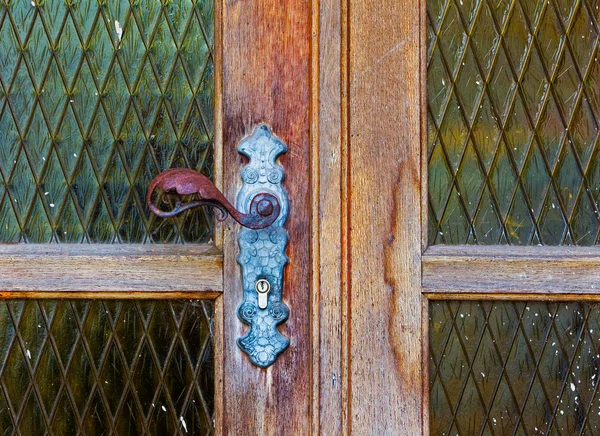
146;168;280;230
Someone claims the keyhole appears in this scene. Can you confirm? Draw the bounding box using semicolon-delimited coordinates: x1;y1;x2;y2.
256;279;270;293
255;279;271;309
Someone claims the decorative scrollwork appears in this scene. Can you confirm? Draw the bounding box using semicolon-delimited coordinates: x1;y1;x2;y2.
236;124;290;368
239;303;258;320
146;124;290;369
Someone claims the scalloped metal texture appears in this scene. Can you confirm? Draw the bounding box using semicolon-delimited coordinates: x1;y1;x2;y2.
430;301;600;435
236;125;290;368
428;0;600;245
0;0;214;243
0;299;214;434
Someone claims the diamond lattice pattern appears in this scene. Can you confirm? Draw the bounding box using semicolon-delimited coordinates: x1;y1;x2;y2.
0;0;214;243
428;0;600;245
430;301;600;435
0;300;214;435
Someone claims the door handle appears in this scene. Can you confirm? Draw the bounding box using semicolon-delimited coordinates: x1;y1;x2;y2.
147;124;289;368
146;169;280;230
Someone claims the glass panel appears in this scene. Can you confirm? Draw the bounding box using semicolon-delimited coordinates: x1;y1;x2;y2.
0;299;214;434
427;0;600;245
430;300;600;435
0;0;214;243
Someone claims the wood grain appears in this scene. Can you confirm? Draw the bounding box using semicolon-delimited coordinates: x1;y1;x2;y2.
312;0;345;433
0;244;222;294
424;245;600;294
341;0;351;431
349;0;424;433
221;0;311;433
311;0;321;431
213;294;224;436
213;0;224;251
425;292;600;301
0;291;222;299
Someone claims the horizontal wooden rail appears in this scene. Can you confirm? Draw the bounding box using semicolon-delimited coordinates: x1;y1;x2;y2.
0;244;223;297
423;245;600;298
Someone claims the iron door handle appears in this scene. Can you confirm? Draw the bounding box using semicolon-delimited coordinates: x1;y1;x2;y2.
146;168;280;230
146;124;290;368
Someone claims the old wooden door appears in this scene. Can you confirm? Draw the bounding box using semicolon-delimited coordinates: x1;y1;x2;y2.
337;0;600;433
318;0;600;434
0;0;316;434
6;0;590;434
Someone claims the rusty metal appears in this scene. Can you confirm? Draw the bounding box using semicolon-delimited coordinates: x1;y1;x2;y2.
146;168;280;230
148;124;290;368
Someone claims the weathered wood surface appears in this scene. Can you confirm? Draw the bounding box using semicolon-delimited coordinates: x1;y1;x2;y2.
349;0;424;433
424;245;600;295
313;0;345;432
221;0;311;433
0;244;222;294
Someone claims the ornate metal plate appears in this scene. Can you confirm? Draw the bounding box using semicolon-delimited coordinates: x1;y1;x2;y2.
236;125;290;368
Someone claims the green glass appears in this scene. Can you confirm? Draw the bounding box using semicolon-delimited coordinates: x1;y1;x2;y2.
0;0;214;243
430;301;600;435
0;299;214;434
428;0;600;245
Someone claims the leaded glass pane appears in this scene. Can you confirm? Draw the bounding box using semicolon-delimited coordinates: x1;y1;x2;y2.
430;301;600;435
0;0;214;243
428;0;600;245
0;299;214;434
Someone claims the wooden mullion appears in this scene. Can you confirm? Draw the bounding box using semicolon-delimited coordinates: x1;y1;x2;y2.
213;0;224;251
349;0;424;433
424;244;600;257
213;293;224;436
425;292;600;301
0;291;222;299
313;0;346;431
423;245;600;295
0;244;222;295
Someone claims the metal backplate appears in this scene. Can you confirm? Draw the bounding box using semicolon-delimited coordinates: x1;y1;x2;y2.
236;125;290;368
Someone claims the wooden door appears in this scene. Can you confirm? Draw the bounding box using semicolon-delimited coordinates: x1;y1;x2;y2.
314;0;600;434
0;0;314;434
325;0;600;434
3;0;584;434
